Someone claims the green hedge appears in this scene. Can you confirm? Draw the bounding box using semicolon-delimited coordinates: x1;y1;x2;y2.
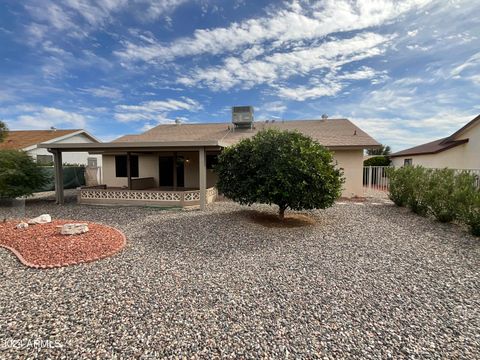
363;156;391;167
387;166;480;236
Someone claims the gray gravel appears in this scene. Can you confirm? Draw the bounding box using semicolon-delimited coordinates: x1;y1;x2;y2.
0;196;479;359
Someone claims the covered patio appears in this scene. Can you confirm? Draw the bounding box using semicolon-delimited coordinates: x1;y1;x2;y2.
39;141;222;209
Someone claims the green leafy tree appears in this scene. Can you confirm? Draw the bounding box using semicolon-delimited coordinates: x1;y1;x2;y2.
363;156;391;166
0;150;48;198
215;129;344;220
0;121;8;143
367;144;391;156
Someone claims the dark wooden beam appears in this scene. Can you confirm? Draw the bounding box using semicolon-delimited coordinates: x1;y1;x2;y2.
127;152;132;190
53;149;64;205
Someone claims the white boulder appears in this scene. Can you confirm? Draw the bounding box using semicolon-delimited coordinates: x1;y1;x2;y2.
15;222;29;229
57;223;89;235
28;214;52;225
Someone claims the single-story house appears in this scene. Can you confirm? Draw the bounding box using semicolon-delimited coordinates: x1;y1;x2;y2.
39;114;380;208
391;114;480;169
0;128;102;167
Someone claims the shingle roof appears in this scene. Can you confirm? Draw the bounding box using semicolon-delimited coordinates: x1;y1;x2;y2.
390;137;468;157
0;129;82;150
390;114;479;158
113;119;380;148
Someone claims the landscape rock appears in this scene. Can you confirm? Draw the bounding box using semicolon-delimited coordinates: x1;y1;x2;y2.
28;214;52;225
58;223;89;235
15;221;29;230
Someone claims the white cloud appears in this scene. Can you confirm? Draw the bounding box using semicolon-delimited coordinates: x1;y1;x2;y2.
450;51;480;77
177;32;391;99
407;29;418;37
114;97;201;122
80;86;123;100
10;107;88;129
115;0;432;63
355;112;477;151
137;0;189;21
338;66;379;80
24;0;186;42
262;101;287;113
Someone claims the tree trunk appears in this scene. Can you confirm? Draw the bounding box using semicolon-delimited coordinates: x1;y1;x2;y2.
279;206;286;221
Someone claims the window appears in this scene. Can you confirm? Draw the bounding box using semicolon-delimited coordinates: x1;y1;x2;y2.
206;154;218;170
115;155;139;177
87;157;97;168
404;158;413;166
36;154;53;164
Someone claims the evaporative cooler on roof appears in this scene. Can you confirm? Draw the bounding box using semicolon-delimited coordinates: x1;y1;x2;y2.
232;106;254;128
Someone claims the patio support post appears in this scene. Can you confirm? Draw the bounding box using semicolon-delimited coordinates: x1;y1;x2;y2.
52;149;64;205
199;147;206;210
173;151;178;189
127;152;132;190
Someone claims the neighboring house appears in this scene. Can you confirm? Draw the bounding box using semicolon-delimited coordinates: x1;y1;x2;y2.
40;113;380;207
0;129;102;167
390;114;480;169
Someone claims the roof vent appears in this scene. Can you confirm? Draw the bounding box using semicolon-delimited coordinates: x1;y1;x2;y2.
175;117;181;125
50;126;57;132
232;106;254;128
321;114;328;120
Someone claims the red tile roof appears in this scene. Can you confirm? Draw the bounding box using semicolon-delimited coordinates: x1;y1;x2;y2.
0;130;81;150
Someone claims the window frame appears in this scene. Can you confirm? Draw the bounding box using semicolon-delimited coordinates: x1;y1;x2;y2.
404;158;413;166
115;155;139;178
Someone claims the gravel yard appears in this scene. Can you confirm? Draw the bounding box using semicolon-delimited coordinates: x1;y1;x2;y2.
0;197;479;359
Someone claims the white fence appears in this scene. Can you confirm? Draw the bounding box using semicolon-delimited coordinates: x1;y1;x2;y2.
363;166;390;192
363;166;480;193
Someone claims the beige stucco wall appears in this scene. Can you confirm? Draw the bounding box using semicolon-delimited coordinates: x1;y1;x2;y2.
102;151;218;189
102;149;363;197
332;149;364;198
391;123;480;169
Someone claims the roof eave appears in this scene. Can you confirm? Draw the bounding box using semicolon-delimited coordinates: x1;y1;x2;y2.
390;139;468;157
38;140;221;152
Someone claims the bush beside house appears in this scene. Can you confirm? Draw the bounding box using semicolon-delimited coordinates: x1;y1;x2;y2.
0;149;48;199
216;129;344;220
363;156;391;167
388;166;480;236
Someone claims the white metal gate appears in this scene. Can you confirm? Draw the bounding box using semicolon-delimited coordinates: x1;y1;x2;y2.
363;166;391;193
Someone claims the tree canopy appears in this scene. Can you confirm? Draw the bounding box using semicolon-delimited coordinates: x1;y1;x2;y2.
0;150;48;199
364;156;391;167
215;129;344;219
0;121;8;143
366;144;391;156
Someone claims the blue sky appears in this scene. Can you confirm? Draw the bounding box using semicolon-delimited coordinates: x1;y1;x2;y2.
0;0;479;150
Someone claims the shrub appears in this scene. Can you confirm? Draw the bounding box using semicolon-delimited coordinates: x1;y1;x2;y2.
0;120;8;143
0;150;48;198
456;174;480;236
406;166;430;216
388;165;480;236
386;167;410;206
215;129;344;220
423;168;457;222
464;194;480;236
363;156;390;167
423;169;478;223
387;166;429;214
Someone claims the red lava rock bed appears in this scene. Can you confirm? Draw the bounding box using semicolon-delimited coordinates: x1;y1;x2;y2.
0;220;126;269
